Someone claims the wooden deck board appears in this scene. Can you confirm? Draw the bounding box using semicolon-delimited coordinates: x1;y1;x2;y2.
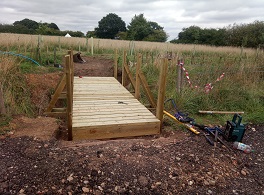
72;77;160;140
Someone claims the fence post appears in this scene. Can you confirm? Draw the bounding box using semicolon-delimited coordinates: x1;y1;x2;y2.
156;58;168;130
114;49;118;79
135;53;142;99
177;59;182;93
65;54;73;141
91;37;94;55
121;50;127;86
86;38;89;53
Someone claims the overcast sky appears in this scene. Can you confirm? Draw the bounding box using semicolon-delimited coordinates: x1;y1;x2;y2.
0;0;263;40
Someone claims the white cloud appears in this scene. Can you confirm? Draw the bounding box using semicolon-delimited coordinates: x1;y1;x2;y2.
0;0;263;40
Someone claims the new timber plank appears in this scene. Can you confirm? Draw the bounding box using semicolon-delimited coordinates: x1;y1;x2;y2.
73;121;160;140
72;76;160;140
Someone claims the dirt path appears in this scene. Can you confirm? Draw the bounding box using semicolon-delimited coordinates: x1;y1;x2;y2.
0;55;263;194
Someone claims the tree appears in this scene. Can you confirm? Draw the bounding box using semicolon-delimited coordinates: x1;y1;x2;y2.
95;13;126;39
127;14;167;42
13;18;39;30
49;23;60;30
177;26;201;44
225;21;264;47
86;31;96;38
127;14;151;41
171;26;227;46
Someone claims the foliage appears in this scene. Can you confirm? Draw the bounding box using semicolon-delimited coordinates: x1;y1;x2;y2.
36;23;60;35
171;26;226;46
171;21;264;48
13;18;39;30
225;21;264;47
86;31;96;38
0;56;34;116
127;14;168;42
95;13;126;39
0;18;83;37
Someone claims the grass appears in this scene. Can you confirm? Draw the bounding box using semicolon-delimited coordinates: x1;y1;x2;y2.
0;55;35;116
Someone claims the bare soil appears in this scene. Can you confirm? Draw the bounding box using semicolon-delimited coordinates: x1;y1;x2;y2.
0;55;263;194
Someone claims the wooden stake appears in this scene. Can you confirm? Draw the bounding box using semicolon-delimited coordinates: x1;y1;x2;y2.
0;86;6;115
177;59;181;93
199;111;244;114
121;50;127;86
91;37;94;55
114;49;118;79
86;38;89;53
65;55;73;141
135;53;142;99
156;58;168;130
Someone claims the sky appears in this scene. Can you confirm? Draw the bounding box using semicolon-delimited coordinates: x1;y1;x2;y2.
0;0;264;40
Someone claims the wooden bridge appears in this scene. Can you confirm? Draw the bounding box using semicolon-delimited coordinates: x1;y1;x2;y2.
45;51;168;140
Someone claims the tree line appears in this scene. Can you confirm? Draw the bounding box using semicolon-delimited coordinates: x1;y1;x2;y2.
1;15;264;47
171;21;264;48
0;18;84;37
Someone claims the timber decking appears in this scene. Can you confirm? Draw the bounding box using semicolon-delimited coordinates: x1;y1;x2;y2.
72;77;160;140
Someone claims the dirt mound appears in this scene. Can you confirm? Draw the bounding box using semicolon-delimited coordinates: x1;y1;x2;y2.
9;116;59;140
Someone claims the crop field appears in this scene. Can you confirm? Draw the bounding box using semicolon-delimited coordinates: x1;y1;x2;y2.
0;33;264;124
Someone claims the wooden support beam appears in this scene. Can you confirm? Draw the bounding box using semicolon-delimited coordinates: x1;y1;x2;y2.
52;108;67;112
135;53;142;99
156;58;168;131
51;93;66;99
139;69;156;108
114;49;118;79
121;50;127;86
44;112;67;118
65;55;73;141
124;63;136;89
46;74;66;112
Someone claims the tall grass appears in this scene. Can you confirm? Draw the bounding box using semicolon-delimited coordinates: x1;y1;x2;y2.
0;56;34;116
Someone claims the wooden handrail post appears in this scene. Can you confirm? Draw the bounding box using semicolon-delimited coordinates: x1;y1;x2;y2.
135;53;142;99
114;49;118;79
121;50;127;86
68;50;74;99
65;55;73;141
156;58;168;131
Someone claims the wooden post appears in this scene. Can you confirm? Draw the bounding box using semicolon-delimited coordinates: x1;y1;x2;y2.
180;59;184;91
24;44;27;55
114;49;118;79
177;59;181;93
46;45;50;65
65;55;73;141
54;47;57;65
68;50;74;98
135;53;142;99
91;37;94;55
58;37;61;51
121;50;127;86
0;86;6;115
86;38;89;53
156;58;168;130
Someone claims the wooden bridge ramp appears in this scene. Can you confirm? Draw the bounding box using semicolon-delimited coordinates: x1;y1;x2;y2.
72;76;160;140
